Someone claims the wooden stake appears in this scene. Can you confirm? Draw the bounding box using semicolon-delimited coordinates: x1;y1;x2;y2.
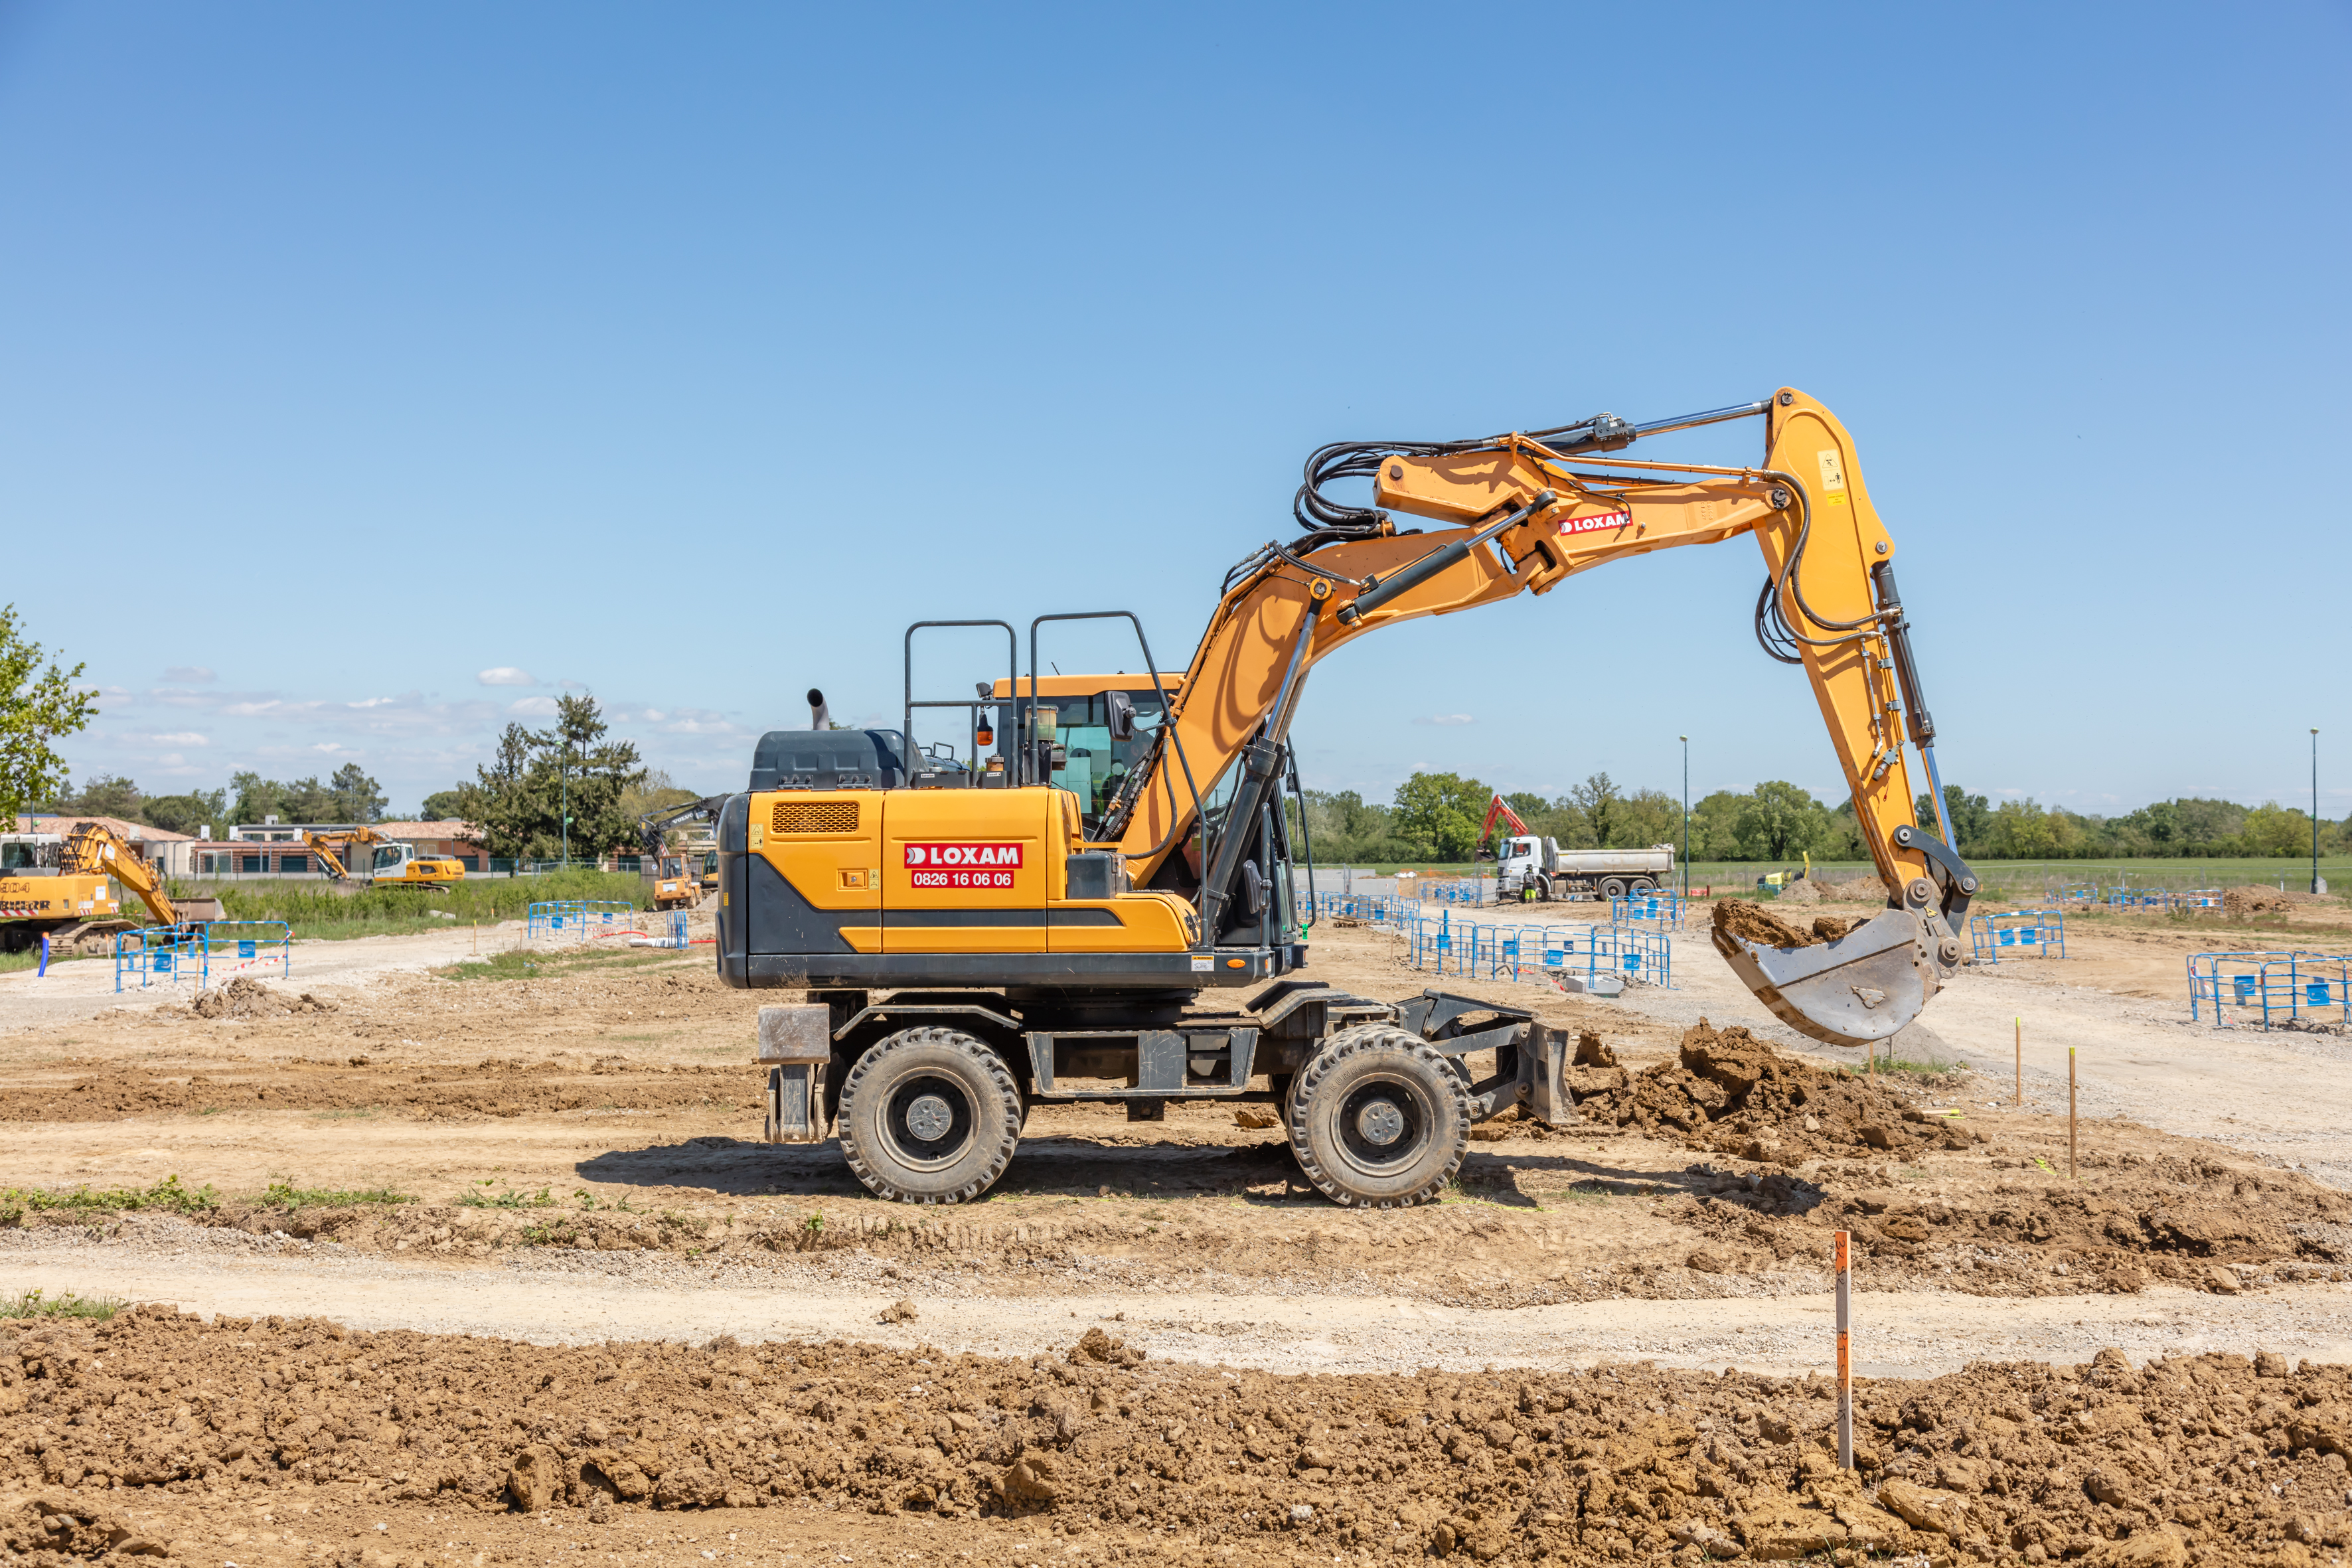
2015;1016;2022;1106
2069;1046;2078;1180
1835;1229;1853;1469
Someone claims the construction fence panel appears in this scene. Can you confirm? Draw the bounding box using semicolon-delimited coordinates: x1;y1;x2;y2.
1400;910;1672;990
196;921;293;986
114;925;196;993
1970;908;2067;963
2187;951;2352;1029
1611;893;1688;931
526;900;641;942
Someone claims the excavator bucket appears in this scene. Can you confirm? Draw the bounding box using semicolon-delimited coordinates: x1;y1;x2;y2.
1710;907;1942;1046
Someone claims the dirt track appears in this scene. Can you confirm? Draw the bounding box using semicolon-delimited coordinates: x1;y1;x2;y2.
7;910;2352;1561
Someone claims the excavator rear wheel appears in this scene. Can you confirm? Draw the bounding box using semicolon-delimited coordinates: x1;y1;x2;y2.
1287;1024;1467;1208
836;1027;1022;1205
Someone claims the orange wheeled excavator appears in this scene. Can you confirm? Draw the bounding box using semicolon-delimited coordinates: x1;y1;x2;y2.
716;389;1976;1208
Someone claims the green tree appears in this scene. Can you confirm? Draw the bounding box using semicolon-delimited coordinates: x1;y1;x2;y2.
1391;771;1489;862
327;763;387;824
420;788;471;823
2241;801;2312;857
0;605;95;828
1612;787;1680;850
1569;773;1622;848
142;788;227;837
38;771;144;822
469;696;645;861
1735;781;1827;861
1689;790;1746;860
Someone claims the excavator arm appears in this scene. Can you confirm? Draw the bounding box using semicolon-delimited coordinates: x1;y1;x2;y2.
1100;386;1975;1046
1478;794;1530;856
62;822;179;929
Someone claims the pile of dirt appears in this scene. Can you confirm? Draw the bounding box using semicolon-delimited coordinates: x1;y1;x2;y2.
10;1308;2352;1563
2223;885;2333;917
0;1060;751;1123
1823;877;1891;902
1571;1020;1978;1165
189;979;335;1021
1711;899;1855;949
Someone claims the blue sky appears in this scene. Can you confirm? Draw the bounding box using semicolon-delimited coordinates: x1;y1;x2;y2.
3;2;2345;821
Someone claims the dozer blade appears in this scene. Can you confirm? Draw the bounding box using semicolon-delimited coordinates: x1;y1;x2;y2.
1710;907;1940;1046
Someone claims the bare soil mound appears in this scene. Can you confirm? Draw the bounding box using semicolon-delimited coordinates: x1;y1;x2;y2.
1573;1022;1969;1163
1772;877;1824;905
0;1060;751;1122
8;1308;2351;1564
189;978;335;1021
2223;885;2335;918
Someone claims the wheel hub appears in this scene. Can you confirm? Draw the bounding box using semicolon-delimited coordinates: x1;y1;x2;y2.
1354;1098;1405;1146
904;1093;954;1142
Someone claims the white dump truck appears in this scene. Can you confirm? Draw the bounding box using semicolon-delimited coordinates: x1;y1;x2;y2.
1496;838;1675;902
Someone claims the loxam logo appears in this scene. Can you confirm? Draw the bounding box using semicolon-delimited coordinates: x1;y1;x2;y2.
903;843;1024;868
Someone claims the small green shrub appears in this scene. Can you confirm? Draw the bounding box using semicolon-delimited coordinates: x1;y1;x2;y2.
0;1174;218;1225
457;1182;556;1210
1;1288;123;1320
260;1182;415;1210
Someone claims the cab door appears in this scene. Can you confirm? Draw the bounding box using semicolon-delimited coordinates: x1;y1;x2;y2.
881;788;1051;953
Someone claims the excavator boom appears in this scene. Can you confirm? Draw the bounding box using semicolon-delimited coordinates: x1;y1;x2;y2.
61;821;179;929
1099;387;1975;1046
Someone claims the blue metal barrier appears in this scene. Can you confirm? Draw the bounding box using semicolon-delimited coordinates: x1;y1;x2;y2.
2188;951;2352;1028
2109;888;2172;912
2179;888;2223;911
1970;907;2066;963
526;900;639;941
1401;911;1672;990
195;921;292;987
1611;893;1687;931
114;925;195;993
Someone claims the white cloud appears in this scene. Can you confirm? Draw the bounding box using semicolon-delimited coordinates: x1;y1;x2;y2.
477;667;538;687
162;666;215;684
507;696;559;717
151;732;210;745
1413;714;1476;726
312;743;347;754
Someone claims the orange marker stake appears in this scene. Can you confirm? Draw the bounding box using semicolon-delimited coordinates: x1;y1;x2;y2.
1835;1229;1853;1469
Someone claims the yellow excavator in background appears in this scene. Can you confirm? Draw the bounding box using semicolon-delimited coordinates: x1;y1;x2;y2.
0;821;187;953
717;388;1979;1209
304;827;466;890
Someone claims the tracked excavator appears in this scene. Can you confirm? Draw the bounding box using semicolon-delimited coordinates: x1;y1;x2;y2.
716;388;1978;1208
0;821;187;953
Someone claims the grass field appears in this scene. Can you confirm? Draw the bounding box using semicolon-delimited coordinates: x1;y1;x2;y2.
195;867;651;941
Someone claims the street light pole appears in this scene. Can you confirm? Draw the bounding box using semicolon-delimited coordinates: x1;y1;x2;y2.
2315;728;2323;895
1680;735;1690;900
560;739;570;870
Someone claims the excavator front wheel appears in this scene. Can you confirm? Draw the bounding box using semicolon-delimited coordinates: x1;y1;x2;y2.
1287;1025;1467;1208
836;1027;1022;1205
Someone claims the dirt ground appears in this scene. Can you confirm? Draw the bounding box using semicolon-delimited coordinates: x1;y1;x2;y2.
7;904;2352;1562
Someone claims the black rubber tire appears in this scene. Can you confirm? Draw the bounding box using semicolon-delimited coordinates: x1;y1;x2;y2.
1630;878;1658;894
1287;1024;1468;1209
836;1027;1022;1204
1601;877;1628;900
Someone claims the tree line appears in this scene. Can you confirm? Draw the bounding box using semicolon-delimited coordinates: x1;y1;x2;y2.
1913;787;2345;862
25;694;695;864
1294;771;2349;866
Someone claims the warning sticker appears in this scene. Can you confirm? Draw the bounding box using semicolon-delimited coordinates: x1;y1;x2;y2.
1555;509;1632;536
1816;449;1847;493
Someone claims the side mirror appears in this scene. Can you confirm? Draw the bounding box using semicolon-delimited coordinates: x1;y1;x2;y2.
1106;690;1137;742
